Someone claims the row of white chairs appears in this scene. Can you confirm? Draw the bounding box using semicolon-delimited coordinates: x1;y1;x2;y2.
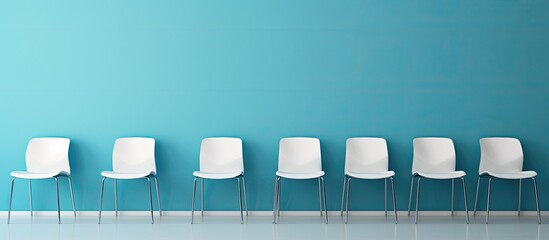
6;137;541;225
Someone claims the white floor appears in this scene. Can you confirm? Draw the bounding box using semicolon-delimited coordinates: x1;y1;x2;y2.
1;215;545;240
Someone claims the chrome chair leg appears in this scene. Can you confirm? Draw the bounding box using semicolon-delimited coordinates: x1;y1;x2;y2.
321;177;328;224
385;178;388;216
67;176;76;216
390;177;398;224
533;177;541;224
114;179;118;216
486;177;493;224
98;177;106;224
146;177;154;224
7;178;16;224
242;175;249;216
345;177;351;224
473;176;481;216
277;177;281;220
28;179;33;216
415;177;421;224
272;178;276;223
153;176;163;216
518;179;522;216
237;177;243;224
54;177;61;224
201;178;204;216
408;176;415;216
461;177;469;224
318;178;323;216
191;177;198;224
340;175;347;216
451;179;455;216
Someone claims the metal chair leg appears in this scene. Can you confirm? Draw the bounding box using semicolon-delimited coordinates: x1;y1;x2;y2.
473;176;481;216
153;176;163;216
54;177;61;224
385;178;388;216
201;178;204;216
191;177;198;224
7;178;15;224
146;177;154;224
415;177;421;224
114;179;118;216
390;177;398;224
318;178;323;216
340;175;347;216
518;179;522;216
98;177;106;224
321;177;328;224
461;177;469;224
345;177;351;224
486;177;493;224
408;176;415;216
272;177;279;224
532;177;541;224
28;179;33;217
242;175;249;216
277;177;281;220
237;177;243;224
67;176;76;216
451;179;455;216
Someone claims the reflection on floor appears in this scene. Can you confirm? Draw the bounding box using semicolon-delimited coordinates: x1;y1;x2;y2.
1;215;545;240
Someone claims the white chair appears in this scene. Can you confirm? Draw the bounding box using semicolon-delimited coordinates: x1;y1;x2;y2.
273;137;328;224
98;137;162;224
340;137;397;223
407;137;469;223
191;137;248;224
8;137;75;224
473;137;541;224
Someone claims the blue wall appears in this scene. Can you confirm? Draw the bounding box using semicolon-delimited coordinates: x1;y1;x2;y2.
1;1;549;212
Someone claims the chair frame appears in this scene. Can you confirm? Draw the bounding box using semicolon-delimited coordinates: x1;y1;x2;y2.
98;138;162;224
406;138;470;224
7;138;75;224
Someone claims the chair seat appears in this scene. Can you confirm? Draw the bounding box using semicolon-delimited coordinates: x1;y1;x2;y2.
101;171;153;179
481;171;537;179
10;171;68;179
346;171;395;180
193;171;242;179
276;171;325;179
414;171;466;179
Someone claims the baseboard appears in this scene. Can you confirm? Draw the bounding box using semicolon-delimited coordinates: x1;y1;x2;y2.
0;210;546;217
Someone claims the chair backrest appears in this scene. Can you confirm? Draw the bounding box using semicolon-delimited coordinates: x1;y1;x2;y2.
412;137;456;173
345;137;389;173
26;137;71;174
278;137;322;173
199;137;244;173
112;137;156;174
479;137;523;174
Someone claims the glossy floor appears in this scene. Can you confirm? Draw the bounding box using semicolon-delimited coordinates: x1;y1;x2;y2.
1;215;545;240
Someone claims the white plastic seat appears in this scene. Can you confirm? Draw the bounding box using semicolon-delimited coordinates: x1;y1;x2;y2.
193;171;242;179
473;137;541;224
416;171;466;179
10;171;70;179
191;137;248;224
346;171;395;180
100;171;153;179
340;138;398;223
273;137;328;224
7;138;76;224
482;171;537;180
407;137;469;224
98;137;162;224
275;171;325;179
